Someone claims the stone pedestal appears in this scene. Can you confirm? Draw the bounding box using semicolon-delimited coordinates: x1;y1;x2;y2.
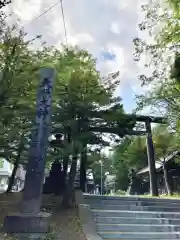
15;234;47;240
4;212;50;234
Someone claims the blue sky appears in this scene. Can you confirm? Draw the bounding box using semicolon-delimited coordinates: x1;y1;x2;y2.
121;89;137;113
101;52;116;61
6;0;146;114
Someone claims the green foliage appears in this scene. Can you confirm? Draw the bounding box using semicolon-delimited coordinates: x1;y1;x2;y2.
0;20;55;166
50;46;136;172
115;189;126;195
134;0;180;141
111;138;131;190
112;123;179;192
153;124;177;157
0;158;3;168
0;0;11;9
113;137;148;171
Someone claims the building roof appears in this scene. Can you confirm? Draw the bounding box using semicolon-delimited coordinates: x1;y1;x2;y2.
0;170;11;176
137;151;180;175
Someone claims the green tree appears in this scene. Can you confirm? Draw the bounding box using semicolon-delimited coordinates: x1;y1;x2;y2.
47;46;136;206
0;20;58;191
112;125;179;195
134;0;180;126
133;0;180;196
49;47;111;206
112;136;148;191
153;125;178;195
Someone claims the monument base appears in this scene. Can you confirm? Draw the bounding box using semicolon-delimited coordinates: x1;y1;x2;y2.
3;212;51;234
13;233;47;240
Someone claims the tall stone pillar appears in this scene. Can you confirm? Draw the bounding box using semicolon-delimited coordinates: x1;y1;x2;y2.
145;120;158;196
4;68;55;236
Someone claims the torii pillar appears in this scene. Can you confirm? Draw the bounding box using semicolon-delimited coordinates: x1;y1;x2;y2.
145;120;158;196
128;114;165;196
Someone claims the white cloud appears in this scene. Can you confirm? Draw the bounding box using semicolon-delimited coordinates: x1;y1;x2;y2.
5;0;148;111
9;0;43;22
110;22;121;35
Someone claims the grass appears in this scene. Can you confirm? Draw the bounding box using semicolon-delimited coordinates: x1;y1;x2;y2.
111;192;180;199
131;193;180;199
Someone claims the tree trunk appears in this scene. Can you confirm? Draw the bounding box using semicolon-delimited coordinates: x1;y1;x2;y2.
80;143;87;192
61;150;78;208
6;158;19;193
6;135;24;193
61;155;69;198
63;156;68;183
163;162;172;196
61;116;79;208
61;133;70;197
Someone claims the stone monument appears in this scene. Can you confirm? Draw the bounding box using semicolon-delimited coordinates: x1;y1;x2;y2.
3;68;55;238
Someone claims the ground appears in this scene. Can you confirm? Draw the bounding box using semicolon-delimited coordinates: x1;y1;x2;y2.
0;193;87;240
52;208;86;240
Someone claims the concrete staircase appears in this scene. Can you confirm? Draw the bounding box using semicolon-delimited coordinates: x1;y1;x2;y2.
84;194;180;239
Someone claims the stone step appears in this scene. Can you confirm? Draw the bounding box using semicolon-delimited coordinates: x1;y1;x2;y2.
98;231;180;239
85;195;180;239
94;216;180;225
92;209;180;219
85;199;180;207
96;223;180;232
90;204;180;212
84;194;180;204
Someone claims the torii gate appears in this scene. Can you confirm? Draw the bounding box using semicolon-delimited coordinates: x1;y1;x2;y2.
52;113;165;196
